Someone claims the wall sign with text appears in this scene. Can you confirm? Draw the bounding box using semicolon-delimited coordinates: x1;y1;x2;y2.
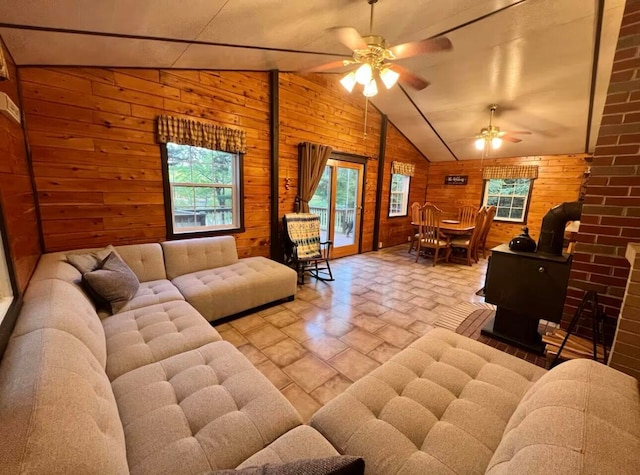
444;175;468;185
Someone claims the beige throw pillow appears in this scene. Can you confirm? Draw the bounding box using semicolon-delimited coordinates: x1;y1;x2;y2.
66;245;117;274
83;252;140;314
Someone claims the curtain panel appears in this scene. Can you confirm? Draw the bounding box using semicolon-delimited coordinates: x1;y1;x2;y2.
391;161;415;177
482;165;538;180
157;114;247;153
298;142;333;213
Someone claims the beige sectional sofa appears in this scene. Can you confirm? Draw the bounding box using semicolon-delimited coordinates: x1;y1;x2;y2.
0;237;339;474
311;328;640;475
1;233;639;474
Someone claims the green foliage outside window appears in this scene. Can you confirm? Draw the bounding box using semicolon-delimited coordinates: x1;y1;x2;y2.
309;166;358;210
166;142;239;231
484;178;532;222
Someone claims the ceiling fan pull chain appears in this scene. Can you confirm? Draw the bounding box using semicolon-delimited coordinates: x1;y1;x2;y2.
363;97;369;138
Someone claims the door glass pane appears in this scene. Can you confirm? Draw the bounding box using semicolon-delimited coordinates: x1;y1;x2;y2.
309;166;332;243
333;167;359;248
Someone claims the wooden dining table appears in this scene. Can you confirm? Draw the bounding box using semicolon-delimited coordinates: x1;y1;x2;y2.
439;219;474;235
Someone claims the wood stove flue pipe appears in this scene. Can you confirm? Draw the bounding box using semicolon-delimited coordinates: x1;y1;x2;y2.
536;201;583;256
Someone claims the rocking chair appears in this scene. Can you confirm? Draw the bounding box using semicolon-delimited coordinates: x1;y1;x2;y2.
282;213;334;284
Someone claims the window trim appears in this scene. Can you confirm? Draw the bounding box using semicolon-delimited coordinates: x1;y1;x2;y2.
0;200;23;359
161;143;245;240
480;178;534;224
388;173;411;218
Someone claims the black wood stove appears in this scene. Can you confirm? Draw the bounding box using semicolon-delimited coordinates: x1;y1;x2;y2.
482;201;582;354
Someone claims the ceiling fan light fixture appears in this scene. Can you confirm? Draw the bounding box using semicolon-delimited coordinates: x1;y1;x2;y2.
363;78;378;97
474;137;486;151
355;63;373;85
491;137;503;149
379;67;400;89
340;71;357;93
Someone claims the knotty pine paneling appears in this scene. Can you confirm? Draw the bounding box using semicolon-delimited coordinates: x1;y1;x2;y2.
20;68;271;257
0;40;40;293
426;154;589;248
278;73;382;252
379;123;428;248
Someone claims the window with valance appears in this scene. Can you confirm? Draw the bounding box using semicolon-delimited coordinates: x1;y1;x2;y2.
157;115;246;236
389;161;415;217
481;165;538;223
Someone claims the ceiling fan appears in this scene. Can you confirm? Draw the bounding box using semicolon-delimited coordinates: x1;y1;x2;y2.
308;0;453;97
474;104;531;152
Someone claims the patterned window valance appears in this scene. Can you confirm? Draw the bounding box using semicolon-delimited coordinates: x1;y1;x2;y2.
391;161;415;177
482;165;538;180
157;115;246;153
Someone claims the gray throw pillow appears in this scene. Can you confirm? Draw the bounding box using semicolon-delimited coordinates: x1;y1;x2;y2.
209;456;364;475
67;245;116;274
83;252;140;314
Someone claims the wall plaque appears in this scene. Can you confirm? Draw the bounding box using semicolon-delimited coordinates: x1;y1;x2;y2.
444;175;468;185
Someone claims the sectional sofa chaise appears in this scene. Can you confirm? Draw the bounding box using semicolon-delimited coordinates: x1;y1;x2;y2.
0;235;638;474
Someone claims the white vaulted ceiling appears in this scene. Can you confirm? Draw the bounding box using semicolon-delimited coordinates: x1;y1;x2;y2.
0;0;626;161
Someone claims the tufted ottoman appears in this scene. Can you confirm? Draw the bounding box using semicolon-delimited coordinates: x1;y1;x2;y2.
112;339;338;473
311;328;640;474
310;328;547;474
162;236;298;322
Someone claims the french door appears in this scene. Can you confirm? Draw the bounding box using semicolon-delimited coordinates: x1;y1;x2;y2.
309;159;364;258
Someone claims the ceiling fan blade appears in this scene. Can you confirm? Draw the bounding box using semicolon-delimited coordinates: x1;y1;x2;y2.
389;36;452;60
329;26;367;51
392;64;430;91
501;135;522;143
302;60;350;73
507;130;532;135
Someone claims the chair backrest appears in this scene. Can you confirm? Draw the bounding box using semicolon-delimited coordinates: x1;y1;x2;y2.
410;202;423;224
479;205;497;244
458;205;477;227
469;207;488;248
283;213;322;259
419;204;442;246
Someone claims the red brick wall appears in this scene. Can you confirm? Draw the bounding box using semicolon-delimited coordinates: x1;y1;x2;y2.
565;0;640;336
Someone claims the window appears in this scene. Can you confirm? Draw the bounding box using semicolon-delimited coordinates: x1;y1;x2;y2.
482;178;533;222
389;174;411;217
164;142;243;234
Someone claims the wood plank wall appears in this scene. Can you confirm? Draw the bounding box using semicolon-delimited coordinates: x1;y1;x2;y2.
426;154;589;247
19;68;270;257
0;40;40;293
379;123;429;248
278;73;382;252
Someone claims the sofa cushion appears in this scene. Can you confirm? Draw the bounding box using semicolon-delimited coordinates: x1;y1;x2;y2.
236;426;340;469
171;256;298;322
311;328;546;475
111;340;302;474
30;251;85;286
0;329;128;474
12;278;107;367
116;242;167;282
486;359;640;475
117;278;185;314
103;300;222;380
162;236;239;280
84;251;141;313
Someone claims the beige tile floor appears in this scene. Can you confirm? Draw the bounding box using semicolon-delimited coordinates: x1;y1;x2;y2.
214;244;489;422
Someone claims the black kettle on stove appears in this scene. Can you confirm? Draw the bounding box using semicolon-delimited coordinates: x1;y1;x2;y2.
509;226;536;252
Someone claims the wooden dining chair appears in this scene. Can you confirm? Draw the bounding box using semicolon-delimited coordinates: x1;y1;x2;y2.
416;204;451;266
450;207;487;266
458;205;477;228
477;205;497;258
408;202;423;254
